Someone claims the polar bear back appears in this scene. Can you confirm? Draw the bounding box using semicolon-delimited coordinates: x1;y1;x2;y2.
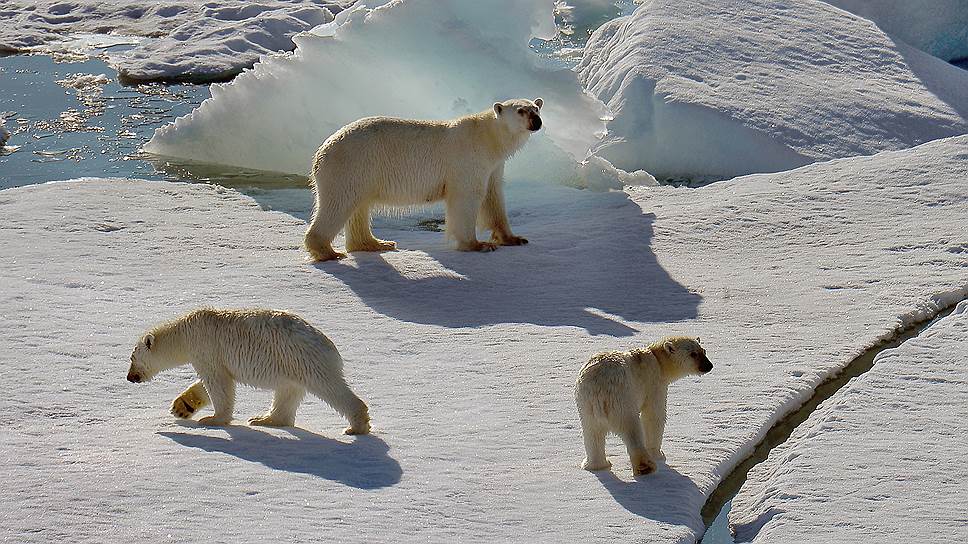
185;309;344;390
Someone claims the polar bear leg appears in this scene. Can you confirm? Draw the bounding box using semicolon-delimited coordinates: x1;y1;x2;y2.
617;413;655;475
641;390;667;462
480;166;527;246
447;184;496;252
308;381;370;435
579;416;611;471
171;379;210;419
305;186;353;262
249;384;305;427
345;204;397;253
197;368;236;426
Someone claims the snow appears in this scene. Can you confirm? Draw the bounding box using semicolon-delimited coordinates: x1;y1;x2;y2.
578;0;968;179
0;0;353;82
824;0;968;62
145;0;610;187
729;298;968;543
2;134;966;542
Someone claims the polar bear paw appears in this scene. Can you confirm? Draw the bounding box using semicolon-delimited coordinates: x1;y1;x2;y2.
493;234;528;246
197;415;232;426
248;415;294;427
581;458;612;472
171;389;208;419
631;452;657;476
459;240;498;252
346;239;397;252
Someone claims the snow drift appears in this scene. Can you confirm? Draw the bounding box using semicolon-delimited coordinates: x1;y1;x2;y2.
730;299;968;543
146;0;618;186
578;0;968;179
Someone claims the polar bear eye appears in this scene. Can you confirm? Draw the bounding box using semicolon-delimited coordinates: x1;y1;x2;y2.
517;108;525;115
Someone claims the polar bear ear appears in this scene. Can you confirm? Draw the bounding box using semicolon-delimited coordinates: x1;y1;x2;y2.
493;102;503;115
695;336;701;345
143;333;155;350
663;340;675;353
534;97;543;109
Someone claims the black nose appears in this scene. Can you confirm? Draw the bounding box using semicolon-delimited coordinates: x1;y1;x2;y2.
127;373;141;383
700;361;713;374
529;116;542;131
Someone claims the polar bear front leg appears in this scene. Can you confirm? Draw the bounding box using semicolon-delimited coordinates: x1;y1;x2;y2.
345;204;397;253
617;413;655;476
641;388;668;462
171;379;210;419
196;368;236;426
481;165;527;246
447;182;497;252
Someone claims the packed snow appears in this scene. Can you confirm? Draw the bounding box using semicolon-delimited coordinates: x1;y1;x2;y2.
145;0;614;187
729;298;968;543
824;0;968;61
2;134;966;542
0;0;353;82
578;0;968;179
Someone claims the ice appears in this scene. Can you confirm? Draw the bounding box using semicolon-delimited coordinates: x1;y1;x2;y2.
145;0;610;186
824;0;968;61
729;299;968;543
578;0;968;179
2;135;966;542
0;0;352;82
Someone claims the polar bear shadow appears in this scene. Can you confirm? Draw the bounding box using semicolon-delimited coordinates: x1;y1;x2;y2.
317;191;701;336
158;425;401;489
594;466;702;527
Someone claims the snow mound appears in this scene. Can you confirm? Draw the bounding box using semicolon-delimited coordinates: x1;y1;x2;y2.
730;299;968;543
824;0;968;61
2;136;966;543
578;0;968;179
145;0;612;186
0;0;352;83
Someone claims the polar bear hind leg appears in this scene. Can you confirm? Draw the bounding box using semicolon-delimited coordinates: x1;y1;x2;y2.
249;384;306;427
344;203;397;253
307;380;370;435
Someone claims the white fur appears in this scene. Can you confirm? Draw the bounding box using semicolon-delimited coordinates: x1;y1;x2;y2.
574;336;712;475
304;98;544;261
127;308;370;434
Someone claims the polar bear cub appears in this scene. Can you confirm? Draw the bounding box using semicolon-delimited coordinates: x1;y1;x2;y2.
575;336;712;475
304;98;543;261
126;308;370;434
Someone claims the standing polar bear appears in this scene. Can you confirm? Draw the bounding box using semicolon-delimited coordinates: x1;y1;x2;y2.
304;98;544;261
575;337;713;476
126;308;370;435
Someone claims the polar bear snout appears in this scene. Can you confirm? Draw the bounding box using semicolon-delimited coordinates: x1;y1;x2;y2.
126;371;143;383
528;114;542;132
695;353;713;374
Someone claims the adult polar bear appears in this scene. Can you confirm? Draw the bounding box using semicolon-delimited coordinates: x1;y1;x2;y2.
304;98;543;262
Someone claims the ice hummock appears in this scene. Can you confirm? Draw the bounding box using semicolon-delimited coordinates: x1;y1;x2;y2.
146;0;615;187
578;0;968;179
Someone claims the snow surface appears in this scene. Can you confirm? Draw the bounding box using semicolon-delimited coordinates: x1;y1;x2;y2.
145;0;613;187
578;0;968;179
729;298;968;543
1;135;966;542
0;0;353;82
824;0;968;61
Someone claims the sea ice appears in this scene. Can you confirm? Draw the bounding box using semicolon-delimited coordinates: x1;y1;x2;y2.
729;299;968;543
578;0;968;179
1;135;965;542
0;0;353;82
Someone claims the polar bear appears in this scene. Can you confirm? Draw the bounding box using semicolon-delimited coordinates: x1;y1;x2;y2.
575;336;712;475
126;308;370;434
304;98;543;261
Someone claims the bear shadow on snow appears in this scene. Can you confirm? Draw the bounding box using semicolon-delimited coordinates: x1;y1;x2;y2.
594;465;703;528
158;424;402;489
316;193;701;337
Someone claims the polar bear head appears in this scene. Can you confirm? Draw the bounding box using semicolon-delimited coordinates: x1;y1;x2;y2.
493;97;543;133
657;336;713;381
126;333;163;383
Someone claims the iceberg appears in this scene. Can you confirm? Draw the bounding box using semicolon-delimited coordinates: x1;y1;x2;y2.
146;0;610;186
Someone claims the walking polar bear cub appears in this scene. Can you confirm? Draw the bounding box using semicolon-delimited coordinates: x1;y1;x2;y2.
575;337;713;475
304;98;543;261
126;308;370;435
